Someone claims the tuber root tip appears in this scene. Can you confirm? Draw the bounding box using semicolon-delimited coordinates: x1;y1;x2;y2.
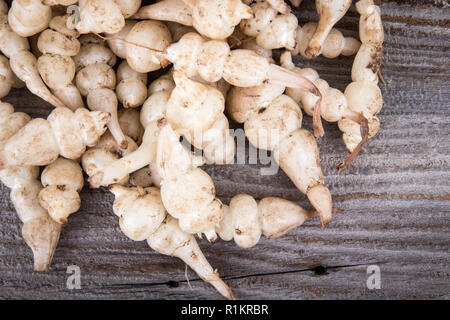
336;112;369;172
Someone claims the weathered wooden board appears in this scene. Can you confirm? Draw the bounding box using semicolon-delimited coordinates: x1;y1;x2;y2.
0;0;449;300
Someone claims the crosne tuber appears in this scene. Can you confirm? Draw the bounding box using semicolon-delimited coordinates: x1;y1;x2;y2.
337;0;384;171
242;0;294;15
89;72;228;187
110;185;235;299
156;124;224;240
106;20;137;59
128;31;324;136
0;106;110;169
0;1;67;108
75;40;129;149
294;22;361;59
227;89;333;226
240;0;298;50
216;194;317;248
304;0;352;58
136;0;253;40
0;53;23;99
115;60;148;108
0;101;61;272
37;15;84;111
7;0;79;37
39;158;84;225
82;123;139;187
280;51;379;170
133;0;194;26
125;20;172;73
75;0;125;34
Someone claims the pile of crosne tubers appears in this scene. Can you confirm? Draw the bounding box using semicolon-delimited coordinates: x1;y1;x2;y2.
0;0;384;299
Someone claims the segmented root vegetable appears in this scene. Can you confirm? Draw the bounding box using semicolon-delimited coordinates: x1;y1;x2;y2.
280;51;375;170
7;0;51;37
0;54;23;98
82;130;139;187
166;71;225;134
216;194;317;248
87;75;171;188
125;20;172;73
149;215;236;299
39;158;84;225
134;0;193;26
87;88;129;149
240;1;298;50
74;38;117;71
105;20;137;59
116;60;148;108
0;106;110;169
227;90;333;225
304;0;352;58
338;0;384;171
0;101;61;272
74;40;129;149
37;15;84;111
114;0;142;18
102;30;322;133
0;4;68;108
183;0;253;40
109;185;235;299
75;0;125;34
294;22;361;59
162;32;324;136
88;73;222;187
157;125;224;239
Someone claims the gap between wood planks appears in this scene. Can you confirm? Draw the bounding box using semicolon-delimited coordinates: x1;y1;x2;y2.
92;261;387;290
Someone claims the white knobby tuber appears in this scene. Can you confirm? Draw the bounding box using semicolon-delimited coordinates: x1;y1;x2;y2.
125;20;172;73
0;101;61;272
134;0;193;26
37;15;84;111
0;2;68;108
109;185;235;299
157;125;224;239
75;0;125;34
216;194;317;248
114;0;142;18
185;0;253;40
294;22;361;59
280;51;380;170
337;0;384;171
8;0;51;37
240;1;298;50
115;60;148;108
106;20;137;59
0;54;23;99
0;106;110;169
39;158;84;225
227;89;333;226
161;32;324;136
88;72;234;187
304;0;352;58
75;40;129;149
148;215;236;299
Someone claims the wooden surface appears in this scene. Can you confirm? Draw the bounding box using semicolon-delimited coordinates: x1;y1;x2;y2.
0;0;449;300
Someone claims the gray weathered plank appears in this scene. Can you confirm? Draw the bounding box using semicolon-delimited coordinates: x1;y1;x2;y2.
0;0;449;299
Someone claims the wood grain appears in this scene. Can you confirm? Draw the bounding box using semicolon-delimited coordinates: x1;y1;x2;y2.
0;0;449;300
